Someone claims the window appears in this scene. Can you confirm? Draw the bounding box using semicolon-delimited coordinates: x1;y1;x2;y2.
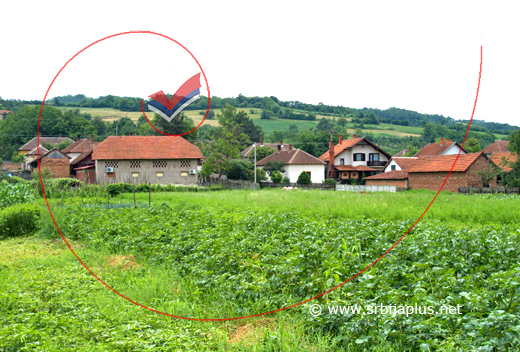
130;160;141;168
180;171;188;177
180;160;191;168
391;165;396;171
306;171;311;177
105;161;118;168
369;153;380;161
131;172;139;178
153;160;167;168
156;172;164;178
340;158;344;165
353;153;365;161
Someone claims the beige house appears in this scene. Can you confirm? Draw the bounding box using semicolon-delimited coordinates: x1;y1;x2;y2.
92;136;203;185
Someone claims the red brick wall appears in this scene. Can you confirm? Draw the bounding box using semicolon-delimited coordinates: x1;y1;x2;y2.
365;179;408;188
41;159;70;178
76;169;96;184
408;154;496;192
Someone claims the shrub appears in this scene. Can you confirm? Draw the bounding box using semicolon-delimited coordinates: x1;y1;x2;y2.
107;183;134;196
270;171;283;183
296;171;311;184
348;178;360;185
6;176;27;184
0;180;36;208
282;176;290;183
0;203;40;239
322;178;336;184
52;178;83;189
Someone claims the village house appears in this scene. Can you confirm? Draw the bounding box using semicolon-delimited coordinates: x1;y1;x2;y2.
256;146;326;183
240;139;290;159
91;136;203;185
365;152;497;192
24;145;49;170
17;136;75;157
28;148;72;178
481;140;516;172
482;140;509;156
62;135;100;183
414;138;467;157
319;134;390;183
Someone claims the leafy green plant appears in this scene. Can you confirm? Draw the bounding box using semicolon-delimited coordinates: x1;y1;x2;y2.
0;180;36;208
296;171;311;184
282;176;290;183
322;178;337;184
0;203;40;239
271;171;283;183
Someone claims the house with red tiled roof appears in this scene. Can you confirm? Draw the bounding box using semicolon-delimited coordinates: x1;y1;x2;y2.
91;136;203;185
490;151;517;172
28;148;72;178
25;145;49;170
366;152;497;192
414;139;467;157
256;146;326;183
0;110;13;119
18;136;75;155
482;140;509;155
383;157;418;172
62;135;101;181
241;139;290;158
318;134;391;183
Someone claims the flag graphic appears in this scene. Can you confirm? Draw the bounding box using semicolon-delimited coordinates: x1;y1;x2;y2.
147;73;201;122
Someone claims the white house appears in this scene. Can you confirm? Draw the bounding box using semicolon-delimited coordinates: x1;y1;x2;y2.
256;146;326;183
319;134;391;183
384;157;418;172
414;139;467;157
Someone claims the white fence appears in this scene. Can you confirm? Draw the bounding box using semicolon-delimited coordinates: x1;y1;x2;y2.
336;184;401;192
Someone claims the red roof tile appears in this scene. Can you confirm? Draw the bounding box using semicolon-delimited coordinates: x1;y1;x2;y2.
414;141;466;157
391;157;418;170
335;165;376;172
406;153;486;173
92;136;202;160
241;143;288;157
365;170;409;180
256;148;326;166
62;138;99;153
490;152;517;172
27;145;49;156
18;137;75;151
319;137;390;162
482;140;509;154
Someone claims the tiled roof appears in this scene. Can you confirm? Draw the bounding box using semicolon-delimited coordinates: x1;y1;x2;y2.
365;170;409;180
241;143;287;157
26;145;49;156
0;110;13;116
392;157;418;170
414;141;466;157
18;137;75;151
335;165;376;172
319;137;390;162
482;140;509;154
62;138;99;153
92;136;202;160
256;148;326;166
490;152;517;172
406;153;486;173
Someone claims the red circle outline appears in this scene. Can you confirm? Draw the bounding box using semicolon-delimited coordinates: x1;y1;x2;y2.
38;39;482;321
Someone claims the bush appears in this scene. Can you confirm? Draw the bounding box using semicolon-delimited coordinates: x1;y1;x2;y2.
322;178;337;184
107;183;134;196
0;203;40;239
282;176;290;183
296;171;311;184
348;178;360;185
52;178;83;189
270;171;283;183
6;176;27;184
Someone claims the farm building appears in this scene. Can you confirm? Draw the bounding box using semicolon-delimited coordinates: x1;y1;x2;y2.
256;146;326;183
319;134;391;183
24;145;49;170
366;152;497;192
490;151;517;172
62;135;100;180
28;148;72;178
92;136;203;185
18;136;75;156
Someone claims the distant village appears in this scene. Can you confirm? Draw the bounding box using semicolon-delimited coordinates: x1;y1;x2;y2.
1;132;516;193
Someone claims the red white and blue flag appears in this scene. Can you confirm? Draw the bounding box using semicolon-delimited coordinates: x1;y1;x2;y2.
147;73;201;122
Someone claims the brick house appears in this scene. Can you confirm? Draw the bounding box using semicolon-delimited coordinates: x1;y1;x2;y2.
92;136;203;185
28;148;72;178
62;135;100;179
24;145;49;170
256;146;326;183
367;152;497;192
319;134;390;183
414;139;467;157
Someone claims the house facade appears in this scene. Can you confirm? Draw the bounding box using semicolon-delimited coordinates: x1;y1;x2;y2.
28;149;71;178
92;136;203;185
256;146;326;183
364;170;409;188
62;135;100;178
319;134;390;183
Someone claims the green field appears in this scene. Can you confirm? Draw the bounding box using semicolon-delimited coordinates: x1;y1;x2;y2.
1;188;520;351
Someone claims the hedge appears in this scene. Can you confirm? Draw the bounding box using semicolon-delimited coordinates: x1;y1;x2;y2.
0;204;41;240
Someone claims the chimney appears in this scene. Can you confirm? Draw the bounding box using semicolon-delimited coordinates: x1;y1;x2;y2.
328;138;335;179
446;139;450;143
339;134;342;145
440;138;444;145
90;134;95;143
289;145;293;151
353;134;357;139
77;134;81;141
260;139;263;146
280;139;283;146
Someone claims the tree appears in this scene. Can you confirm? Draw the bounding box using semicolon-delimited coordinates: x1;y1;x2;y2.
226;159;253;180
464;137;481;153
218;105;263;144
249;168;267;183
270;171;283;183
477;164;498;187
404;146;420;157
297;171;311;184
248;146;276;163
508;129;520;154
150;112;198;141
11;151;25;163
263;161;285;176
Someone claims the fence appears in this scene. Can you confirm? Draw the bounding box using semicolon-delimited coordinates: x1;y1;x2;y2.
336;184;405;192
259;182;336;190
458;186;520;194
198;180;259;190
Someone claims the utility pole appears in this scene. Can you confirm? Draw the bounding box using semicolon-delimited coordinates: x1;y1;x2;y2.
254;142;257;184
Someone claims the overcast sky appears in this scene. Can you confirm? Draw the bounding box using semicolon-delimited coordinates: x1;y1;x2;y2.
1;1;519;126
